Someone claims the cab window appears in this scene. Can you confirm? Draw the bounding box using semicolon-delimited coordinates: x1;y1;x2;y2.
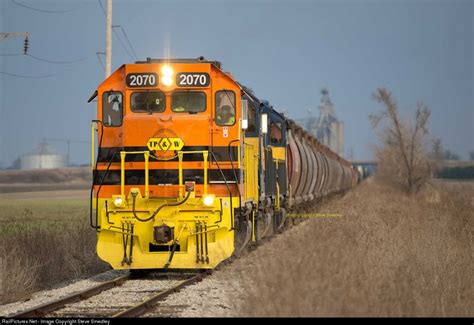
171;91;206;113
215;90;236;126
102;91;122;127
247;100;257;133
131;91;165;113
270;122;283;144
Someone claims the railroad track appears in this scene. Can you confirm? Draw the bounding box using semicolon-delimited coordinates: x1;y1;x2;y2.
9;272;208;318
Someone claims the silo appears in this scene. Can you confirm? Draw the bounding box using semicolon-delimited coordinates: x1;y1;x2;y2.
310;89;345;159
337;121;344;158
20;142;66;170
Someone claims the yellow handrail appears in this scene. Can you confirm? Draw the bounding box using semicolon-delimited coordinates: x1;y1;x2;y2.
120;152;126;197
91;121;96;171
274;158;283;211
144;151;149;198
178;152;183;198
118;150;208;199
120;151;150;198
178;150;209;199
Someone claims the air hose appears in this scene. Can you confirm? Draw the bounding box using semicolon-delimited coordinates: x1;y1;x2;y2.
131;191;191;222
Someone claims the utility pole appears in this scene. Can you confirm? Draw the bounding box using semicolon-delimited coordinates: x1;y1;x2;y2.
105;0;112;78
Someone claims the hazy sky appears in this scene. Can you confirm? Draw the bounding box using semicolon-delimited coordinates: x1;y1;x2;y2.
0;0;472;166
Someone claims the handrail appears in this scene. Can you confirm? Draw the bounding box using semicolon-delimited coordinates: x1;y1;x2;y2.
178;150;208;198
274;158;284;211
90;119;104;231
91;121;96;171
120;151;150;198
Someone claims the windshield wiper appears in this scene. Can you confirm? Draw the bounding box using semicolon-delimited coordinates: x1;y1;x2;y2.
146;103;153;115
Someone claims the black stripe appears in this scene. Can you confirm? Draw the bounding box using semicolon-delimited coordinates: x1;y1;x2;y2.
97;146;239;163
93;168;240;186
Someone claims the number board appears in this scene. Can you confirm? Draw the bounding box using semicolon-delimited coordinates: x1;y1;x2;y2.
126;73;158;88
176;73;210;87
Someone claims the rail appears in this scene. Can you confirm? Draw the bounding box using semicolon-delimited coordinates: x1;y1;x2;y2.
113;272;209;317
9;274;130;317
9;272;209;318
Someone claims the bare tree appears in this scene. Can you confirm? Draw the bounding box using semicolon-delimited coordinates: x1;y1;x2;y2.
469;150;474;161
370;88;432;194
430;138;462;160
444;150;461;160
428;137;445;177
430;138;444;160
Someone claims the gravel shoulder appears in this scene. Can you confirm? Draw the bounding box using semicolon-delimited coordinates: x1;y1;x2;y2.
0;270;127;317
143;221;313;317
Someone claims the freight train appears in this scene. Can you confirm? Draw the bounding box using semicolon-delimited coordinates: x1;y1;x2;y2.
88;57;357;270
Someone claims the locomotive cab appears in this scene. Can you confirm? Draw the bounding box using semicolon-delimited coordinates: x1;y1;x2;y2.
89;57;357;271
91;58;245;270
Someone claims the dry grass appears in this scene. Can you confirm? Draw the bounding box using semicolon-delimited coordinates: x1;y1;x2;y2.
0;198;108;304
233;179;473;316
0;168;91;193
0;167;91;184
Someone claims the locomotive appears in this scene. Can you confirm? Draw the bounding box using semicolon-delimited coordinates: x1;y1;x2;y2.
88;57;357;270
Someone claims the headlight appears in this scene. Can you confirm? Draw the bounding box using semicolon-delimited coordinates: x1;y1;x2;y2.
202;195;215;207
161;65;173;76
161;75;173;86
161;65;173;86
113;196;124;207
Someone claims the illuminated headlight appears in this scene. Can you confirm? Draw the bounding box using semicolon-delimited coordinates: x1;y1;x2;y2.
161;65;173;86
161;75;173;86
202;195;215;207
113;196;124;207
161;65;173;76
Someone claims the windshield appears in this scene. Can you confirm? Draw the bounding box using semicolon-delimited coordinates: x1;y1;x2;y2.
171;91;206;113
131;91;166;113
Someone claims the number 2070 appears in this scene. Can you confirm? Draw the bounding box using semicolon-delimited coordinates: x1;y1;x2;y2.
177;73;209;87
126;73;157;87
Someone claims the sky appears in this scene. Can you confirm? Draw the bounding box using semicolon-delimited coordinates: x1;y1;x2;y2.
0;0;472;166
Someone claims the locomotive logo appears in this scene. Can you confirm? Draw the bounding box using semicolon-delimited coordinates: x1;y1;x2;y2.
147;128;184;160
147;137;184;151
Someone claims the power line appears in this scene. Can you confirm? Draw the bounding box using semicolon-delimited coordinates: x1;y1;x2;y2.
10;0;82;13
0;71;56;79
114;25;138;61
96;52;105;71
97;0;136;61
1;32;87;63
27;53;87;64
0;32;28;42
111;25;134;61
97;0;107;20
0;52;88;64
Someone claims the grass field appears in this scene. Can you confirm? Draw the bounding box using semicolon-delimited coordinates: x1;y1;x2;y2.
231;179;473;316
0;167;90;193
0;191;108;304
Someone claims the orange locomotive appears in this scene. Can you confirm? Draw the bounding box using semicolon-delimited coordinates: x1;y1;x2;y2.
89;57;357;270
